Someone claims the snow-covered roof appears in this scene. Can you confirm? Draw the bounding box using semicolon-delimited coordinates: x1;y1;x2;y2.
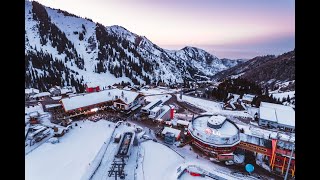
150;106;161;113
54;128;65;134
177;120;190;126
25;88;39;94
261;102;293;111
240;102;247;110
86;82;99;88
131;104;141;111
237;123;295;144
29;126;47;137
157;105;171;119
61;88;71;94
259;106;277;122
25;104;43;114
141;99;162;111
45;104;62;109
61;89;141;111
162;127;181;138
242;94;255;102
189;115;240;146
276;108;295;127
191;115;239;137
208;115;226;126
29;111;39;117
49;86;61;93
260;102;295;127
51;96;62;100
68;93;78;97
31;125;45;131
168;104;175;109
49;88;57;93
228;93;240;100
31;92;51;98
229;101;236;109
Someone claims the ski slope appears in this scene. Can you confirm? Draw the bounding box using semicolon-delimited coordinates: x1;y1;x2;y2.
25;120;114;180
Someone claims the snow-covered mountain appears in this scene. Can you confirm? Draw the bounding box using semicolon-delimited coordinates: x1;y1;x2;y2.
213;50;295;91
25;1;243;92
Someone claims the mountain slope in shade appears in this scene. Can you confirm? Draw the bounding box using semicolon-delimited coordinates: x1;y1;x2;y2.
213;50;295;91
25;1;243;91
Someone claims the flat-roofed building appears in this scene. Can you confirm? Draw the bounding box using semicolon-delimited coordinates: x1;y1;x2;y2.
259;102;295;132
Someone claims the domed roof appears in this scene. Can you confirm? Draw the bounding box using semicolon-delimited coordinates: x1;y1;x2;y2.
208;115;226;127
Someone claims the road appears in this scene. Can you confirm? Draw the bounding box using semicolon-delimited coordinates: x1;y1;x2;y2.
164;94;205;114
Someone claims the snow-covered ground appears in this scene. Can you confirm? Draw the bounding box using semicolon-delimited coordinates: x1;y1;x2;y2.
25;128;54;155
137;141;184;180
136;141;261;180
178;94;222;112
179;173;212;180
247;107;259;117
25;120;114;180
177;94;252;119
25;118;278;180
173;144;271;180
172;145;242;180
139;87;179;95
271;90;295;100
90;123;138;180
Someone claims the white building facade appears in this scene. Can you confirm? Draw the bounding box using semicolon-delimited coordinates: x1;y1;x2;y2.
259;102;295;132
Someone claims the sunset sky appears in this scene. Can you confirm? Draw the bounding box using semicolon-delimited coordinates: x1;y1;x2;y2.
35;0;295;59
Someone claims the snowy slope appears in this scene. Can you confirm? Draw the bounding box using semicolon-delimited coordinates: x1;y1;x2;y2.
271;90;295;100
25;1;242;91
166;46;230;76
139;141;184;180
213;50;295;91
25;120;114;180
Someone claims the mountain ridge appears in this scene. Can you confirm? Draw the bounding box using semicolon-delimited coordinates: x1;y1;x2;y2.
213;50;295;91
25;1;244;92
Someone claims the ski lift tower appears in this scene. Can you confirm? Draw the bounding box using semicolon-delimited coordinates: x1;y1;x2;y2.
284;137;295;180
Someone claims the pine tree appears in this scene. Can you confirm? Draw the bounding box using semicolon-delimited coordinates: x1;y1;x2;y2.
265;87;269;96
286;95;291;102
282;97;286;103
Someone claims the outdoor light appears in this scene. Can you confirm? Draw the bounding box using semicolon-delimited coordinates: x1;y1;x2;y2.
90;108;98;112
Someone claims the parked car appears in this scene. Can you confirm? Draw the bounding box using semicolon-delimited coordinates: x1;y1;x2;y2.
225;160;235;165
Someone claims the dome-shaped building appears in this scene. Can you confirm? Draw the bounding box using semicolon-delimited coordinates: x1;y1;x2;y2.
187;114;240;161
